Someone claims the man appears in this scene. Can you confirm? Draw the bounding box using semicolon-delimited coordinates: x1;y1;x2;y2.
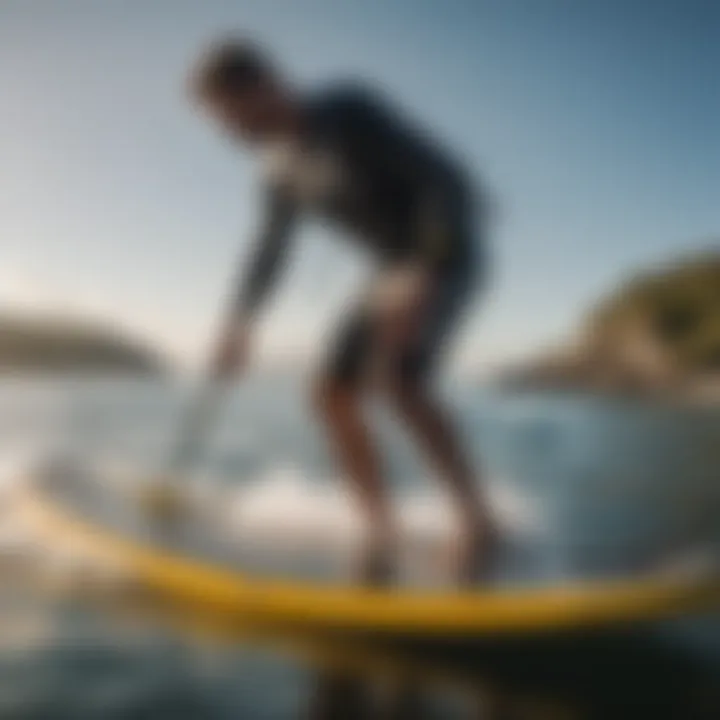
191;38;495;584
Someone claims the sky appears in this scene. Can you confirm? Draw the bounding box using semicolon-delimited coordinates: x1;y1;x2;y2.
0;0;718;373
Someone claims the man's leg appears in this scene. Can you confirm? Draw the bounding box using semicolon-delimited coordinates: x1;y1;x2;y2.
313;376;396;584
378;255;495;583
313;299;404;583
389;382;496;583
310;316;387;717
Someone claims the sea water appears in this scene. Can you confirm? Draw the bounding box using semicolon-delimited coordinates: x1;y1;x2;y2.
0;375;717;718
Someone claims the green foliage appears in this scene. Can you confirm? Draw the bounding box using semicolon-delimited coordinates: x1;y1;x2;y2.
591;250;720;373
0;313;165;374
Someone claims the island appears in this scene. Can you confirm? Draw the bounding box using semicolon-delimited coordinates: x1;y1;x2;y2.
501;250;720;401
0;313;166;375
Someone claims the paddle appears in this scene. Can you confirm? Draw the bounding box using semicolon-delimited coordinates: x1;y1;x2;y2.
140;377;228;522
166;376;227;480
143;281;246;521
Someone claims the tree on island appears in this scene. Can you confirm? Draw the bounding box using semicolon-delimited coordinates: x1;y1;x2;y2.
504;249;720;397
0;313;165;374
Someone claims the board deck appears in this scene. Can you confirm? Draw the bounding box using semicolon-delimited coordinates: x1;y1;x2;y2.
21;464;720;639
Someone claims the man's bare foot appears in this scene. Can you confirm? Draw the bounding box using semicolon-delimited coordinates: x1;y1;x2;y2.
454;517;499;587
355;534;397;587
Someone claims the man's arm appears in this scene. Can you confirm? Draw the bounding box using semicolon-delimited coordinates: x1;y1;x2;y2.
231;183;296;322
214;184;296;377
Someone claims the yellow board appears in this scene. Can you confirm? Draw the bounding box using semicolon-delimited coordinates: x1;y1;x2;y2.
23;482;720;638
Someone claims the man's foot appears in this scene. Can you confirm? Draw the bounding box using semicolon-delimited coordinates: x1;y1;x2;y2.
354;535;397;587
454;518;500;587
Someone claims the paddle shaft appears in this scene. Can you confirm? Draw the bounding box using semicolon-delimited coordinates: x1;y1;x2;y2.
164;261;247;482
166;377;227;479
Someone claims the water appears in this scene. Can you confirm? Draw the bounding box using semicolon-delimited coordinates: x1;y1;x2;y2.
0;375;717;718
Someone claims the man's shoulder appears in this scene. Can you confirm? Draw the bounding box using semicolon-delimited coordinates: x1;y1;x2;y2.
304;80;391;125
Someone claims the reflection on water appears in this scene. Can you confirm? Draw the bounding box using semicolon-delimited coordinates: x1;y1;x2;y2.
0;571;717;720
0;377;717;718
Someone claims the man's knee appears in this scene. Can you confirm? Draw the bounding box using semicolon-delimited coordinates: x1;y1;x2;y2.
311;375;361;425
385;377;429;417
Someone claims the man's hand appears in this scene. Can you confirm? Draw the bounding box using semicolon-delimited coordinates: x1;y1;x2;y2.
212;321;251;379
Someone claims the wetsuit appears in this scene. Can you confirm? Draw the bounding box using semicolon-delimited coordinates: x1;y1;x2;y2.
234;83;485;385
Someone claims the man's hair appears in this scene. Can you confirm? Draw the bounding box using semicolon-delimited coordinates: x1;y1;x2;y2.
191;38;275;101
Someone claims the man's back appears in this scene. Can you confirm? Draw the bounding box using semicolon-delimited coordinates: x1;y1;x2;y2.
262;82;476;268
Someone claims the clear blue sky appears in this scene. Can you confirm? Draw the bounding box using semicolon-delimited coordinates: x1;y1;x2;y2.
1;0;718;370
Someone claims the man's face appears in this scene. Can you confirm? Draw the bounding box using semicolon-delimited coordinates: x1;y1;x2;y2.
205;84;285;143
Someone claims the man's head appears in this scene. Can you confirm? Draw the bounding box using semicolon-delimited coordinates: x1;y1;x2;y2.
191;38;296;143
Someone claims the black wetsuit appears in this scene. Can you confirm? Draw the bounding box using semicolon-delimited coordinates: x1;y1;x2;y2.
235;83;486;385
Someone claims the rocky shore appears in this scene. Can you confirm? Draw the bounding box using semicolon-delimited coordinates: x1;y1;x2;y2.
500;251;720;403
0;313;166;375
